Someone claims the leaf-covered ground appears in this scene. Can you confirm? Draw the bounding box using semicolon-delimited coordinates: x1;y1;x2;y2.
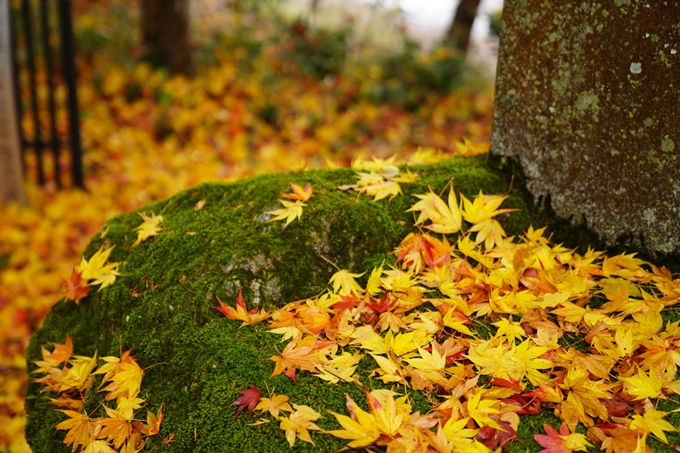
1;2;493;451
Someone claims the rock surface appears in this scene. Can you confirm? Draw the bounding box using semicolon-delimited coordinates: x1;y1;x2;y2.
25;157;532;452
491;0;680;255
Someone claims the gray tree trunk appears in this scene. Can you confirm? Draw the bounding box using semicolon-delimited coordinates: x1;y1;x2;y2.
491;0;680;255
140;0;191;75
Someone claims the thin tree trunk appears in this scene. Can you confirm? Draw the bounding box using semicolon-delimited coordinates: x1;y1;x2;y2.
140;0;191;75
446;0;481;56
0;0;25;204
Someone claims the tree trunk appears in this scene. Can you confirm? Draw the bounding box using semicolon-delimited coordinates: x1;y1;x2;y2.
0;0;25;204
491;0;680;255
445;0;481;56
140;0;191;75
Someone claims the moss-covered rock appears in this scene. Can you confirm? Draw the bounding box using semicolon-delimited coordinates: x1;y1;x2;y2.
25;156;537;452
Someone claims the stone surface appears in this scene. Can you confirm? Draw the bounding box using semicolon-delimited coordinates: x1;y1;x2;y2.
491;0;680;255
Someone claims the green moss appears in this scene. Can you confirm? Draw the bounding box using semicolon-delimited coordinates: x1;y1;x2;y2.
25;156;538;453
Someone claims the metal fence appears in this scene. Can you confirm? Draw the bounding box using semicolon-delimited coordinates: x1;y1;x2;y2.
10;0;83;189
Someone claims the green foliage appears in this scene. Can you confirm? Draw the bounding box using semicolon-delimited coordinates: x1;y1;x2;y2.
275;20;350;79
349;39;471;110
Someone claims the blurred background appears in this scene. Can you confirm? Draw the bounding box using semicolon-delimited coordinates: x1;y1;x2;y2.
0;0;502;450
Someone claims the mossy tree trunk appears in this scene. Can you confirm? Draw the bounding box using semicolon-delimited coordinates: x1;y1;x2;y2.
445;0;481;56
140;0;191;75
491;0;680;256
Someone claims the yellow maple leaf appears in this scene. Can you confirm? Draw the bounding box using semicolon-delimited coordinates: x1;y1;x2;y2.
407;188;462;234
466;390;502;430
266;199;307;226
76;246;121;289
365;263;384;296
622;366;664;400
83;439;117;453
278;404;322;447
115;397;144;420
59;354;99;393
492;317;526;344
328;407;380;449
329;269;365;296
132;212;164;247
407;147;444;165
454;138;490;156
369;353;406;383
630;409;677;443
101;357;144;402
441;416;479;446
467;339;551;385
366;389;410;436
255;394;293;419
351;156;400;174
405;346;445;372
356;179;402;201
314;351;363;383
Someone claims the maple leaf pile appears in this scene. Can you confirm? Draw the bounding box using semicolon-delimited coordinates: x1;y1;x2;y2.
23;155;680;453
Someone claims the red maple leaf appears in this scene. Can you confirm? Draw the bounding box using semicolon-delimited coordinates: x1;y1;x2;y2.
601;399;630;417
213;288;269;325
490;376;522;390
231;385;261;417
331;293;360;310
502;394;541;415
366;292;392;313
477;416;518;450
534;424;570;453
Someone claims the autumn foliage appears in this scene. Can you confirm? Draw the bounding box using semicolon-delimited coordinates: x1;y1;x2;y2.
5;2;680;453
198;166;680;452
32;338;164;453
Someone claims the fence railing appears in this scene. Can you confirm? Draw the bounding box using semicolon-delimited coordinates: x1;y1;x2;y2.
10;0;83;189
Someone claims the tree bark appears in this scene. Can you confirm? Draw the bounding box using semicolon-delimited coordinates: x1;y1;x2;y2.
446;0;481;56
0;0;25;204
491;0;680;255
140;0;191;75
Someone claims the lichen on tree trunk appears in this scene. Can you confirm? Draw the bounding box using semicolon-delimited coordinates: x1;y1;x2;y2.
491;0;680;255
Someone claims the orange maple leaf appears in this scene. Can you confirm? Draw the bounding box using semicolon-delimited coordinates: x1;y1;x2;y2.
142;406;164;436
395;233;452;273
56;410;92;452
213;287;270;326
281;183;314;201
42;335;74;367
61;268;91;304
269;340;323;382
97;407;132;449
